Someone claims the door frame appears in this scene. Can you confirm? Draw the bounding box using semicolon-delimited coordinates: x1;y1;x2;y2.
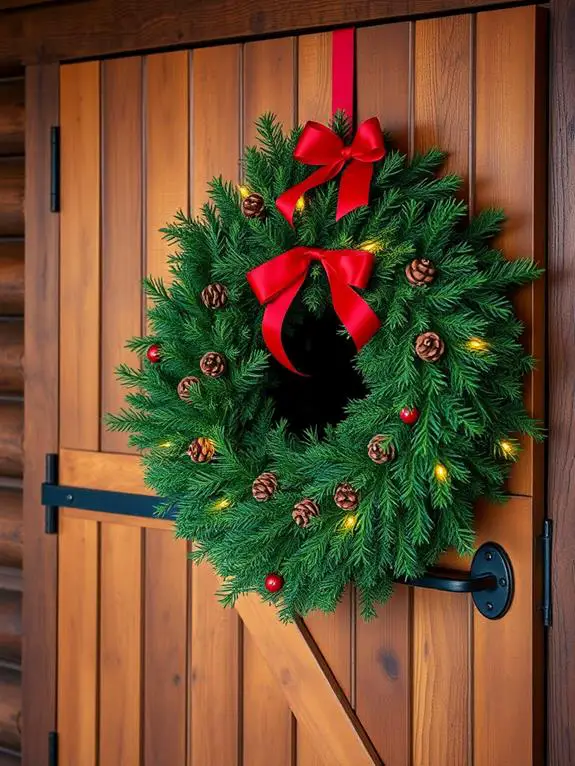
20;0;575;764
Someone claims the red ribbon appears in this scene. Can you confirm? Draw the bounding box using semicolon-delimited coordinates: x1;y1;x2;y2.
247;247;381;375
275;118;386;226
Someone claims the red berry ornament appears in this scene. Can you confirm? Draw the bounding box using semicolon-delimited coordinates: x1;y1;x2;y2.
265;573;284;593
400;406;419;425
146;344;161;364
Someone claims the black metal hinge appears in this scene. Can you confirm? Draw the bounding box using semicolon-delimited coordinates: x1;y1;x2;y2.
44;453;59;534
50;126;60;213
541;519;552;627
48;731;58;766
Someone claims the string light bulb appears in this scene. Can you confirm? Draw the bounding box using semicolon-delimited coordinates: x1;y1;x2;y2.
499;439;518;459
295;196;306;212
159;441;173;449
238;185;250;199
466;337;489;353
434;463;449;482
342;514;358;531
211;497;232;511
360;239;382;254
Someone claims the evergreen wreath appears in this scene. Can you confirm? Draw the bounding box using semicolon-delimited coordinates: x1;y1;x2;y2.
107;114;542;621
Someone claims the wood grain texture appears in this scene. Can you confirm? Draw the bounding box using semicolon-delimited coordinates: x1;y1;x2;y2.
143;529;187;766
192;45;240;211
0;160;23;236
0;0;531;67
355;24;412;766
145;51;189;283
244;37;295;146
357;23;411;153
0;667;21;750
101;57;143;454
22;62;59;766
412;16;471;766
0;243;23;316
0;321;23;394
0;490;22;568
548;0;575;760
242;35;295;766
57;512;98;766
99;523;142;766
475;6;546;499
0;403;22;477
236;594;381;766
60;62;101;450
297;32;331;124
60;448;151;494
189;42;241;766
0;585;21;663
0;79;24;156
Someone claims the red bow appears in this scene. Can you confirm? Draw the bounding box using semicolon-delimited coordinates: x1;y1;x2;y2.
247;247;381;375
276;117;386;225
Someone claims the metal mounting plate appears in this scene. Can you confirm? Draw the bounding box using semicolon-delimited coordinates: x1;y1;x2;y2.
470;542;514;620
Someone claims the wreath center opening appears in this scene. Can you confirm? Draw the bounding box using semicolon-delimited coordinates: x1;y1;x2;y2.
269;305;367;437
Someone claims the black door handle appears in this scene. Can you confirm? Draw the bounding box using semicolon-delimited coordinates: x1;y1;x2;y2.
399;542;514;620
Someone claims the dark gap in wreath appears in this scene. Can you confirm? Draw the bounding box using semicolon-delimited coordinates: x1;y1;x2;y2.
268;304;368;438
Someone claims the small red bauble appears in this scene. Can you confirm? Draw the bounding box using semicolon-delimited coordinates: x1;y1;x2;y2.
264;573;284;593
400;406;419;425
146;344;161;364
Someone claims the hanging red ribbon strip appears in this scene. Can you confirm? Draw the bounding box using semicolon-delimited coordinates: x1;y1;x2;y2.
275;118;386;225
247;247;381;375
332;27;355;123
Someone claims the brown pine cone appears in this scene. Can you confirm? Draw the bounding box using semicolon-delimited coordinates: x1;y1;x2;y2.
177;375;200;401
187;437;216;463
405;258;436;286
201;283;228;309
415;331;445;362
367;435;396;464
252;472;278;502
292;498;320;528
334;483;359;511
242;193;266;220
200;351;226;378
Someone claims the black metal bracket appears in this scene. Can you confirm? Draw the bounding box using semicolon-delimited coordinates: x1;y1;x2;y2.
405;542;514;620
42;452;514;620
541;519;552;627
48;731;58;766
50;126;60;213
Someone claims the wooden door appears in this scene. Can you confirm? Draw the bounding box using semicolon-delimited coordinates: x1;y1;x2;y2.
53;8;546;765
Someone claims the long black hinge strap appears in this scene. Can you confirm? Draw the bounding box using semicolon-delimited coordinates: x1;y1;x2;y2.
542;519;552;627
44;453;59;534
50;126;60;213
48;731;58;766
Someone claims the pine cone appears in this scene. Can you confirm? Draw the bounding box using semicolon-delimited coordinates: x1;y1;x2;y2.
415;331;445;362
187;437;215;463
201;283;228;309
177;375;200;401
242;193;266;220
252;472;278;502
200;351;226;378
406;258;436;286
367;435;396;464
334;483;359;511
292;498;320;528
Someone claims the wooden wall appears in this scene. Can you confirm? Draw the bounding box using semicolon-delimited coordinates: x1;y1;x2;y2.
51;9;545;766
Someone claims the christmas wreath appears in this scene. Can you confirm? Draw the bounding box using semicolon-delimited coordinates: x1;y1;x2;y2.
108;113;542;620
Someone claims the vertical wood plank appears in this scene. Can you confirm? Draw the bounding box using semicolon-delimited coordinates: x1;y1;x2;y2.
143;529;188;766
474;9;546;766
99;523;142;766
189;43;241;766
412;17;472;766
146;51;189;282
57;513;99;766
355;23;412;766
59;62;101;450
101;57;143;454
244;38;295;146
298;32;332;124
476;6;545;499
192;45;241;212
242;36;295;766
23;63;59;766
